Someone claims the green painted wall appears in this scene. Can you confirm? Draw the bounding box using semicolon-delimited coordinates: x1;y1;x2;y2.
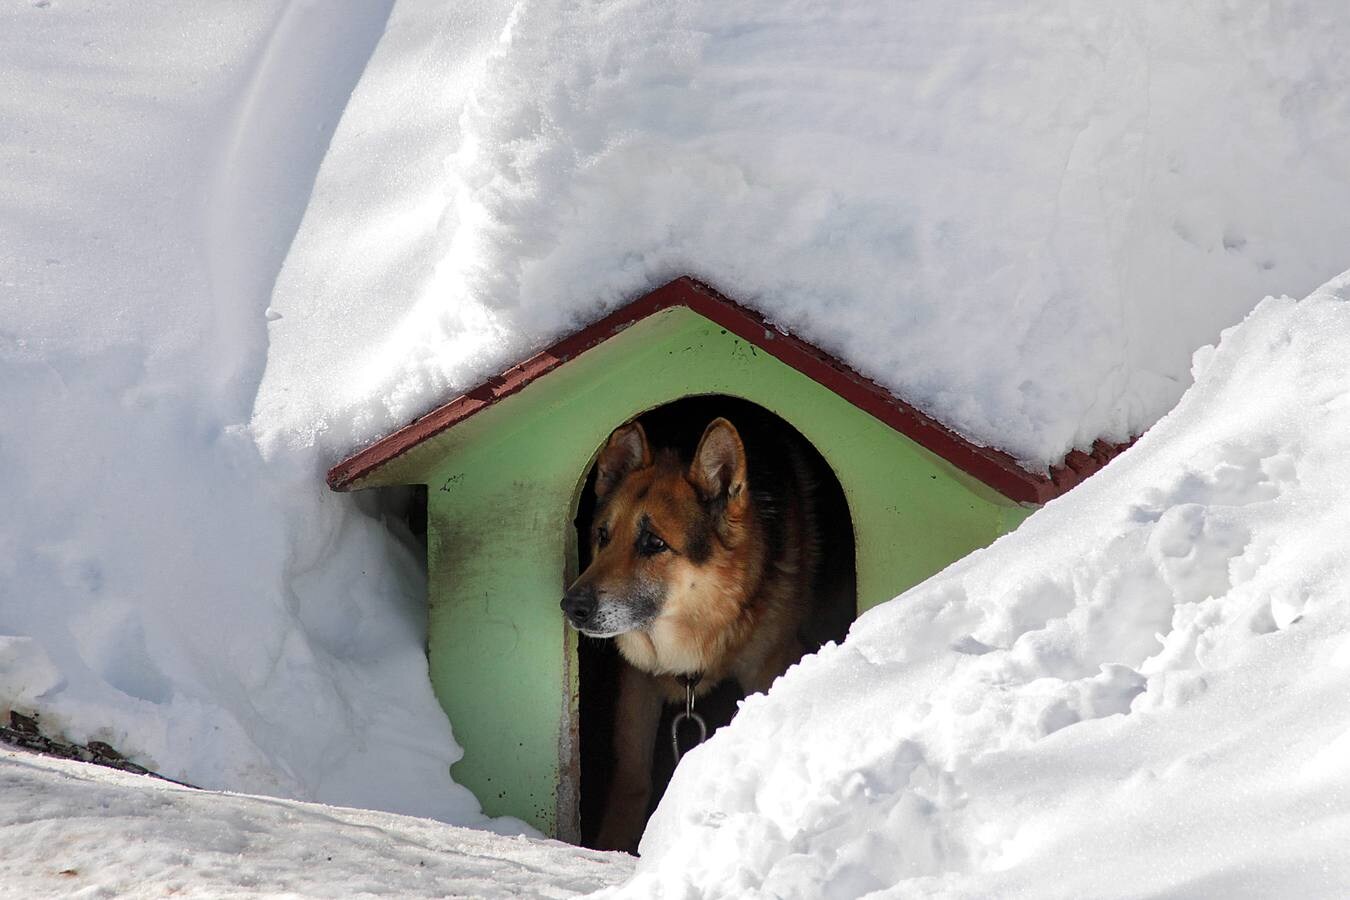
352;306;1031;838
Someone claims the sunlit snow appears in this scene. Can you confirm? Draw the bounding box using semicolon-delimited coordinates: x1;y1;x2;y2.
3;0;1350;896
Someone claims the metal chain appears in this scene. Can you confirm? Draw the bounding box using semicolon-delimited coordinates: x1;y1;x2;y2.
670;675;708;763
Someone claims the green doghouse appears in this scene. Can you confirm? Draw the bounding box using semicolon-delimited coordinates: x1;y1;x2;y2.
328;277;1120;841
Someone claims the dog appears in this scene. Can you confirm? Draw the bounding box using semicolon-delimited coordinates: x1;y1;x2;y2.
561;412;824;852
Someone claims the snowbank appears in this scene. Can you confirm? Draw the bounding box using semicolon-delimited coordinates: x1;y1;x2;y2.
0;2;491;824
605;273;1350;897
0;749;630;898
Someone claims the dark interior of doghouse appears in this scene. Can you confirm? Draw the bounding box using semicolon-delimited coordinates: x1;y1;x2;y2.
572;395;856;849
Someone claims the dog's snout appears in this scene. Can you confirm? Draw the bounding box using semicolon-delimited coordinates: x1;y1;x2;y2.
561;585;598;626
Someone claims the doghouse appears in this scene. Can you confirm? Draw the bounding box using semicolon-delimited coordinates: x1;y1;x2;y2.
327;277;1121;841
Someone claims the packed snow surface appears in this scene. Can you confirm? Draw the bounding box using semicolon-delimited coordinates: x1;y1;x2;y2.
0;749;631;899
605;274;1350;897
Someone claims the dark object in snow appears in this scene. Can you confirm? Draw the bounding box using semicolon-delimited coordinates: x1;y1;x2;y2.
9;710;39;734
0;710;199;789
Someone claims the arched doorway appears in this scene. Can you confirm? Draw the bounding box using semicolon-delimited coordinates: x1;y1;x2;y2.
570;395;856;848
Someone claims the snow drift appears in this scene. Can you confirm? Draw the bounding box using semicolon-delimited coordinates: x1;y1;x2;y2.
606;274;1350;897
257;0;1350;467
0;2;489;824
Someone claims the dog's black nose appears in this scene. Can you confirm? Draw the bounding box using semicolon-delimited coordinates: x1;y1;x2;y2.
561;586;597;626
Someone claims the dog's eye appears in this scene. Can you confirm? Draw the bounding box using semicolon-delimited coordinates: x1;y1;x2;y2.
596;525;610;548
638;531;668;556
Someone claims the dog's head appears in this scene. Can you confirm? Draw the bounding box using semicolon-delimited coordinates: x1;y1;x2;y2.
561;417;751;638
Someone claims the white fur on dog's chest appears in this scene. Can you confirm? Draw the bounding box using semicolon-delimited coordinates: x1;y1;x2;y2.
616;619;708;678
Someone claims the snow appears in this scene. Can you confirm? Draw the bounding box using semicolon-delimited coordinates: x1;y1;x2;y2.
607;273;1350;897
0;749;630;898
6;0;1350;894
256;0;1350;467
8;270;1350;896
0;1;493;825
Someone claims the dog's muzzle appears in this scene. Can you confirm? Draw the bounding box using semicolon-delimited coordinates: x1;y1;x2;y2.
562;583;653;637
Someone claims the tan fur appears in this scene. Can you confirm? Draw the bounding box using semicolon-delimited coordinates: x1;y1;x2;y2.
565;417;818;852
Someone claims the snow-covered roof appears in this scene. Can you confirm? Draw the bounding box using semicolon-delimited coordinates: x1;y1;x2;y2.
255;0;1350;472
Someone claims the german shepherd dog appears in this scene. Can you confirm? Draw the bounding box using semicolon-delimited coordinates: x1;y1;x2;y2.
562;408;831;852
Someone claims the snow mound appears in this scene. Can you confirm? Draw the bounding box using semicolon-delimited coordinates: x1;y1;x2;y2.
0;749;630;898
606;273;1350;897
258;0;1350;467
0;2;492;824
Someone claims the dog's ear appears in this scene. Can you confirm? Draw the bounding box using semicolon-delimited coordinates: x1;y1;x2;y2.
689;418;748;514
595;421;652;499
